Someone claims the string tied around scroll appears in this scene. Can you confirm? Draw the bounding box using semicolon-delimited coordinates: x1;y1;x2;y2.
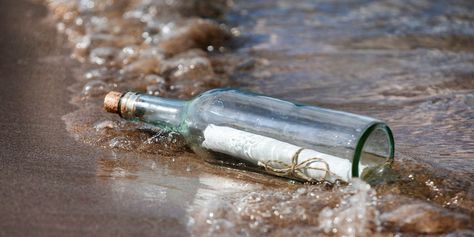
257;148;331;182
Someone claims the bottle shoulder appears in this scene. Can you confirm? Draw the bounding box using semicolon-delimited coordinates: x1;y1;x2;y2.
194;88;239;99
189;88;239;107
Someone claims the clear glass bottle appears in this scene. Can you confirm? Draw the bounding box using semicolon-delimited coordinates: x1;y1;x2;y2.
104;88;394;182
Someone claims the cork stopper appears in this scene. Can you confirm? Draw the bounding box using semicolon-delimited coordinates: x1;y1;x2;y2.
104;91;123;114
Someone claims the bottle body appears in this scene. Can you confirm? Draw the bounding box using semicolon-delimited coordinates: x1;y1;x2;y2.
110;88;394;182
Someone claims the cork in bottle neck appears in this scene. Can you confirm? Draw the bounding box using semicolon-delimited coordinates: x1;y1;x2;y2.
104;91;124;114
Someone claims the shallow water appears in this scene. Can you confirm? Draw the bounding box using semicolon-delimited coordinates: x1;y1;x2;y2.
44;0;473;236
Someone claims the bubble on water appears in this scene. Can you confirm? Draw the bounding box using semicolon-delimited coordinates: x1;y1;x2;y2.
140;46;165;58
144;74;167;96
46;0;233;107
84;67;115;81
78;0;120;13
72;36;91;61
318;179;380;237
144;74;166;83
89;47;118;65
146;84;166;96
160;22;176;36
121;57;160;75
82;80;110;96
159;19;231;55
78;0;95;11
169;80;214;96
169;56;214;81
118;45;140;65
89;16;110;33
295;187;307;196
144;20;161;35
230;27;240;37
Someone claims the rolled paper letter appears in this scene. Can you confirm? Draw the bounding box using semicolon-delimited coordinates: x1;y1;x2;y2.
202;125;360;182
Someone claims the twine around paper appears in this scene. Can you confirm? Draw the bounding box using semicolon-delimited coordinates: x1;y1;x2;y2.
257;148;331;182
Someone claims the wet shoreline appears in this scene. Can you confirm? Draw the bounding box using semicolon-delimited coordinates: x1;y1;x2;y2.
1;0;473;236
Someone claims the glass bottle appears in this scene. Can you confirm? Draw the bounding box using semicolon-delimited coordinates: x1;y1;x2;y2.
104;88;394;182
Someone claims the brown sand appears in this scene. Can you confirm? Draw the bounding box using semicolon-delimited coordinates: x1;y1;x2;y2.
0;1;191;236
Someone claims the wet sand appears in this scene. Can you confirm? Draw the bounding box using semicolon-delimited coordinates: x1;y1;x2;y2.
0;1;192;236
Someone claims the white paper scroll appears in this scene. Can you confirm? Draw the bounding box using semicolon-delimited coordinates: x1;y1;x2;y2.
202;124;361;182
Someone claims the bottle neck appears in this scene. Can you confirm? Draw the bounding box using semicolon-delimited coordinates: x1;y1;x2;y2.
119;92;187;130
